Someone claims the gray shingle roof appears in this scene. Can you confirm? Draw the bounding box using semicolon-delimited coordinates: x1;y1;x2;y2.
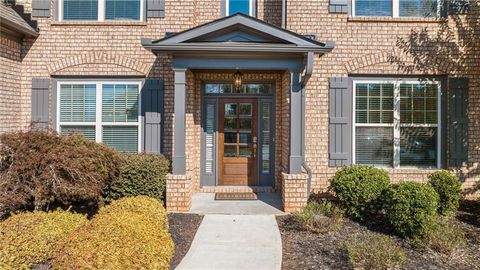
1;2;38;37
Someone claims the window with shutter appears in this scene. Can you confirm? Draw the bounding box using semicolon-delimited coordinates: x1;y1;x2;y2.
59;0;144;21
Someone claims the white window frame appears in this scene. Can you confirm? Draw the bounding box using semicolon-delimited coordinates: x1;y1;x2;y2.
351;0;441;18
352;79;442;169
58;0;145;21
226;0;255;16
56;79;143;153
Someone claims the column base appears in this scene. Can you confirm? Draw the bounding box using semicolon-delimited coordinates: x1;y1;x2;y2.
281;172;308;213
166;173;192;212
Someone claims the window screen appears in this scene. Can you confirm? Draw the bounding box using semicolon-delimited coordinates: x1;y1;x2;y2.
356;127;394;166
355;0;392;16
103;126;138;152
60;84;96;122
356;83;394;124
102;84;139;122
63;0;98;20
399;0;437;17
105;0;141;20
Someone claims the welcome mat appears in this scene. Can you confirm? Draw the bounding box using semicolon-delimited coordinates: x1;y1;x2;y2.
215;192;258;200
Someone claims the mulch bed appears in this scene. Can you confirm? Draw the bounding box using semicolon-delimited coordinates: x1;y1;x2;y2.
277;204;480;270
168;213;203;270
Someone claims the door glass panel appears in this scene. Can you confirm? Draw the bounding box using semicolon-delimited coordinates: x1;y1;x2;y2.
224;118;237;130
225;103;237;116
225;132;237;143
239;118;252;130
224;145;237;157
239;132;252;144
239;103;252;116
239;146;251;157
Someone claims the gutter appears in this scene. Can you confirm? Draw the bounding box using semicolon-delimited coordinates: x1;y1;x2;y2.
0;18;39;37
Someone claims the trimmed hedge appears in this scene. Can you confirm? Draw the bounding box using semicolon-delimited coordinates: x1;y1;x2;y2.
330;165;390;220
428;170;462;216
383;182;439;239
0;210;87;270
0;131;120;214
104;153;170;202
53;196;173;270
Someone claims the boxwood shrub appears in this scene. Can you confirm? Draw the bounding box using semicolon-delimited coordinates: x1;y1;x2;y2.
104;153;170;203
53;196;173;270
330;165;390;220
0;210;87;269
383;182;439;239
0;131;120;215
428;170;462;216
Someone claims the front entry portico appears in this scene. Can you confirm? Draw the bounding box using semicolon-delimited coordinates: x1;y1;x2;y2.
142;13;334;212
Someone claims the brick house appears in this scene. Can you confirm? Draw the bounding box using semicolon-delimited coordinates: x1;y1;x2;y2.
0;0;477;212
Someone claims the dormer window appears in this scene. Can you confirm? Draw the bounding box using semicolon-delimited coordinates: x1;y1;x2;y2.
226;0;255;16
353;0;439;17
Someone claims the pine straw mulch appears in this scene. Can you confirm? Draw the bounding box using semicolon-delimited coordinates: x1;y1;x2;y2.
277;200;480;270
168;213;203;270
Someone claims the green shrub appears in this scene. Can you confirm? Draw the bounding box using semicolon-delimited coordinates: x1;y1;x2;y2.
383;182;440;239
0;131;120;214
0;210;87;270
424;217;466;255
104;153;170;202
53;197;174;270
293;200;344;234
330;165;390;220
428;170;462;216
342;232;406;270
99;195;168;230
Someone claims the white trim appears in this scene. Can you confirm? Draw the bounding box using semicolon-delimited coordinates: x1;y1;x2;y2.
352;79;442;169
226;0;255;16
56;79;143;153
58;0;144;22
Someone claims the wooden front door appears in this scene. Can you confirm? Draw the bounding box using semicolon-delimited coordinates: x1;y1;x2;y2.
218;98;258;185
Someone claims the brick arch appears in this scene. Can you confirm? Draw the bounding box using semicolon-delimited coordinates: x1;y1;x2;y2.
48;52;151;75
344;50;451;74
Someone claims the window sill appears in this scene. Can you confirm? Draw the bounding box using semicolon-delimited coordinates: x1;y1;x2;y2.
51;21;148;27
347;16;446;23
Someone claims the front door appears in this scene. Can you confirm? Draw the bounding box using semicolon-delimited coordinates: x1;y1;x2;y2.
218;98;258;185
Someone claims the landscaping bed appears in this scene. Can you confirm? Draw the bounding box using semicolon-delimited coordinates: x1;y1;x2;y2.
277;214;480;270
168;213;204;270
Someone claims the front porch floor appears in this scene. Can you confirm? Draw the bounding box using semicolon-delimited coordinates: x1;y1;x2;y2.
189;193;284;215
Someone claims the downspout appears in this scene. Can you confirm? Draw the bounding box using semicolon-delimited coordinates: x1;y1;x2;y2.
281;0;286;28
300;52;314;198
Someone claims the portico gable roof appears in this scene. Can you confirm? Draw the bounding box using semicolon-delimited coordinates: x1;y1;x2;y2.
142;13;334;54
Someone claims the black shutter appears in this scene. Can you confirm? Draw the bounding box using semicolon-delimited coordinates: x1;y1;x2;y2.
142;79;164;153
449;77;469;167
329;77;353;167
329;0;349;14
32;0;51;17
147;0;165;18
31;78;50;130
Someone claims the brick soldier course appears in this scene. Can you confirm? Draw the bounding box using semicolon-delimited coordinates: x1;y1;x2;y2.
1;0;478;212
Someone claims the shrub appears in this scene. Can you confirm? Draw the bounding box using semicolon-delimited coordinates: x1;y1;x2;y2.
99;195;168;230
0;210;87;270
0;131;120;214
424;217;466;255
383;182;439;239
428;170;462;216
293;200;344;234
104;153;170;202
53;197;174;270
330;165;390;220
342;232;406;270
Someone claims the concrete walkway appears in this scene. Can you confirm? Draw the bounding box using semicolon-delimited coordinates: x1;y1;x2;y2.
189;193;284;215
175;214;282;270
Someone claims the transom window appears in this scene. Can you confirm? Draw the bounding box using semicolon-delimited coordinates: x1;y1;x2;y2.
57;81;142;152
205;83;273;95
353;0;439;17
353;79;441;168
226;0;254;16
59;0;143;21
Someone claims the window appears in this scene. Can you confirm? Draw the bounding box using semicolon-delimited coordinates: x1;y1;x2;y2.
226;0;254;16
57;81;142;152
353;79;441;168
60;0;143;21
353;0;439;17
204;83;273;95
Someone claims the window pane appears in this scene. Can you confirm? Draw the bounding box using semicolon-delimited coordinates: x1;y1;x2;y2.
356;83;394;124
400;83;438;124
61;126;96;141
400;127;437;167
60;84;96;122
105;0;140;20
355;0;392;16
102;84;139;122
356;127;394;166
229;0;250;15
64;0;98;20
103;126;138;152
400;0;437;17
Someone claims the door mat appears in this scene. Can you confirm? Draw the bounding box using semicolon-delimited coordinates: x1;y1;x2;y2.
215;192;258;200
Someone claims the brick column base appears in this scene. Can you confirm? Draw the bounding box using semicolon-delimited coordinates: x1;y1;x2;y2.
166;173;192;212
281;172;308;213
